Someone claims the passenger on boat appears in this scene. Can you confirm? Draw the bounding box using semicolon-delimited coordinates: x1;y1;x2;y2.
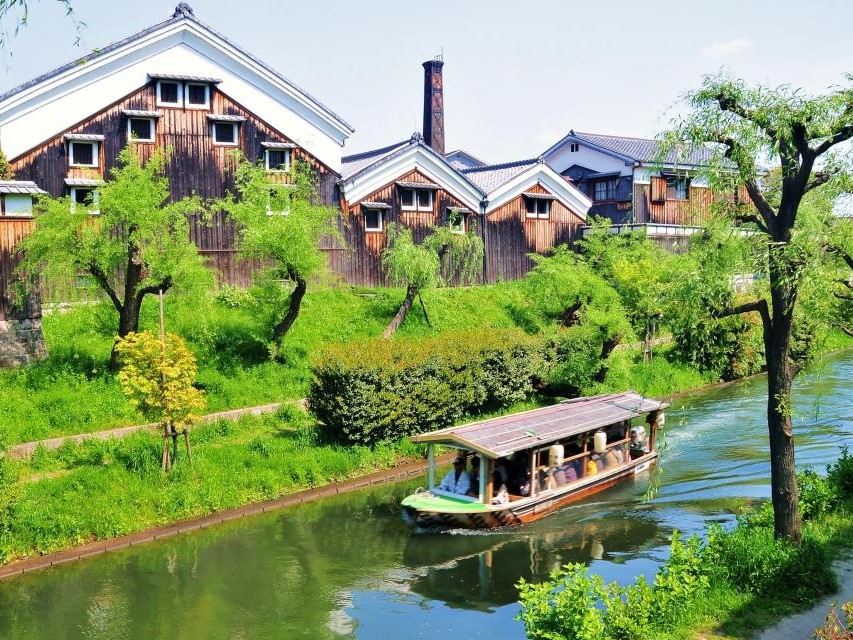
438;456;471;495
467;456;481;496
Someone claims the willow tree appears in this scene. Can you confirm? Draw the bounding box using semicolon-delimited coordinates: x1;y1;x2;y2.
220;158;338;358
16;146;211;370
381;222;483;338
661;73;853;541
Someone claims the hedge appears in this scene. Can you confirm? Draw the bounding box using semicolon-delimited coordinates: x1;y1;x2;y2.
309;329;543;446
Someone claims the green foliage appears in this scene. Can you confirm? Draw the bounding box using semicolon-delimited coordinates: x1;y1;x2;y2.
382;224;440;291
517;533;709;640
309;329;542;446
797;468;838;521
813;602;853;640
115;330;205;431
828;446;853;499
16;145;212;346
0;146;13;179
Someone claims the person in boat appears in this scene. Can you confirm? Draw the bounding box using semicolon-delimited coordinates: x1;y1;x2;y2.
438;455;471;495
467;456;481;496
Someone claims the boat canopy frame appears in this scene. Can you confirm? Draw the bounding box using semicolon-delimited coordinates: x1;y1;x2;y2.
411;391;668;459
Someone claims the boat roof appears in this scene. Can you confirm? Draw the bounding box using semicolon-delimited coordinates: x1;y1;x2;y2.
411;391;669;459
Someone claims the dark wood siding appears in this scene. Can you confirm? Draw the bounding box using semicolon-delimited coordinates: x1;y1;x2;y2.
7;81;340;293
0;218;32;319
484;183;583;283
634;178;718;226
331;169;474;287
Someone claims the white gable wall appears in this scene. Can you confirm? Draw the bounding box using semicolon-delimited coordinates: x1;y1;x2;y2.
544;142;633;177
0;21;349;172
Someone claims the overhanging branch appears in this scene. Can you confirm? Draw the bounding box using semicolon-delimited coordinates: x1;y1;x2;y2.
804;169;839;193
715;298;772;353
89;263;123;314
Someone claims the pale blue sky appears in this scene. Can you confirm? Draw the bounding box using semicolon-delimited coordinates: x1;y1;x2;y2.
2;0;852;164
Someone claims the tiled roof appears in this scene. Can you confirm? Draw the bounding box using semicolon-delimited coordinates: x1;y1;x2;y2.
0;180;45;194
461;158;540;193
567;131;716;166
340;139;412;179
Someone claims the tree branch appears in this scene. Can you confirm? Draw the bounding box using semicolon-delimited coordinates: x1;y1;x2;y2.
715;299;772;354
812;123;853;156
742;178;778;234
804;169;839;193
136;275;173;302
88;263;123;313
715;93;778;140
734;211;770;235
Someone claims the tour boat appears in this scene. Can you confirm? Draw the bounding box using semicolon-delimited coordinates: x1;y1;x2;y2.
401;391;667;529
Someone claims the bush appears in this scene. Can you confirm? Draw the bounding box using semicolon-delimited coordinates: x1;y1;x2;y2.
798;469;838;521
828;446;853;499
309;329;542;446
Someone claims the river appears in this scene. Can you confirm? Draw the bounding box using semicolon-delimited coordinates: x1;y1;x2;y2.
0;353;850;639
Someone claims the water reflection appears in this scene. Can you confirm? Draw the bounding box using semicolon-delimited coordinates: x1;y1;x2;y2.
0;352;849;639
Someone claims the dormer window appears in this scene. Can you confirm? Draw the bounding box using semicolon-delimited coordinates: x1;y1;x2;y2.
208;114;246;146
156;81;182;107
66;178;103;215
64;134;104;168
262;142;296;173
398;181;437;212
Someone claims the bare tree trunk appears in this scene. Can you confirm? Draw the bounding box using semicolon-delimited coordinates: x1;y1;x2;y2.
766;246;801;542
593;334;621;383
383;284;419;339
271;272;307;358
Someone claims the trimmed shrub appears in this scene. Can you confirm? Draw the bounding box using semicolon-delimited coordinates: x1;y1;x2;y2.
309;329;542;446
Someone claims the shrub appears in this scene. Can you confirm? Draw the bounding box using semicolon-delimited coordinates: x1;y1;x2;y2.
814;602;853;640
798;468;837;521
309;329;542;446
828;446;853;499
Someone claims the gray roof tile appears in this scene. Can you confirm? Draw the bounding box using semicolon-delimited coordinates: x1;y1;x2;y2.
568;131;716;166
340;139;412;180
460;158;539;193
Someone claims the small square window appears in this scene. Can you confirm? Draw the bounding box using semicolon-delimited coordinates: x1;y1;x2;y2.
185;83;209;108
212;122;238;145
265;149;291;172
157;81;181;106
127;118;155;142
665;176;690;200
364;208;383;232
570;143;579;152
70;188;100;214
526;198;550;219
593;180;616;202
400;188;416;210
69;141;98;167
447;209;466;234
417;189;433;211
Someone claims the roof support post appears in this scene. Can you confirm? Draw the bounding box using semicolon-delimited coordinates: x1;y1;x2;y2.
427;443;435;489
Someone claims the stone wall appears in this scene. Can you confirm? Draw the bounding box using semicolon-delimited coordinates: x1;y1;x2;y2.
0;293;47;367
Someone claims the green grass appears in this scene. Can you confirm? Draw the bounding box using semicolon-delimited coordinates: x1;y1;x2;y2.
1;406;423;562
0;282;532;444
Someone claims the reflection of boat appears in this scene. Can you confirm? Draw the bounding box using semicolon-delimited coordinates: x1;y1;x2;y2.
401;391;667;529
401;508;663;609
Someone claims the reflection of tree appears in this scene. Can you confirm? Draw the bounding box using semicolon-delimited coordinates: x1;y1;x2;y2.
402;509;662;610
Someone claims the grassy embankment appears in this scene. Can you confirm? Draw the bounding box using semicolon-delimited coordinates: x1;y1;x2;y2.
0;281;727;563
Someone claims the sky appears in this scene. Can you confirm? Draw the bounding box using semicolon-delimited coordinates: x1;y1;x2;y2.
1;0;852;164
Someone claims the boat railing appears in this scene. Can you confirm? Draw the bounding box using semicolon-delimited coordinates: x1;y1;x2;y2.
537;437;639;494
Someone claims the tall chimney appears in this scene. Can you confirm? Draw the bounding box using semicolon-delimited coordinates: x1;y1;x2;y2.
422;57;445;155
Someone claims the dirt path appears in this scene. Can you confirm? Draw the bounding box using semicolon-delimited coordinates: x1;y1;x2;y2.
754;557;853;640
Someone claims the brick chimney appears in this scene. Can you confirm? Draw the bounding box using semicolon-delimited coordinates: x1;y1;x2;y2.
422;57;445;155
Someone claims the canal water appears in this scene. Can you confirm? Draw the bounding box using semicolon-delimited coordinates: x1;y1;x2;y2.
0;353;850;639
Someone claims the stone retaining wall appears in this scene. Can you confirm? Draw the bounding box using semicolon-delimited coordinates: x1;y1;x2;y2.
0;317;47;367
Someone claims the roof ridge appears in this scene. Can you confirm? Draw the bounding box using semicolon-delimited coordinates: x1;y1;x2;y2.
573;131;657;143
461;158;538;173
342;139;410;163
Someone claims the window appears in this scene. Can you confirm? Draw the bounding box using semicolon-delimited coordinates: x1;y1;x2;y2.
212;122;238;145
447;209;466;234
665;176;690;200
2;194;33;216
127;118;155;142
526;197;550;219
185;82;210;108
69;141;98;167
265;149;291;172
593;179;616;202
570;143;579;152
70;187;100;214
364;208;383;232
400;187;433;212
156;81;182;106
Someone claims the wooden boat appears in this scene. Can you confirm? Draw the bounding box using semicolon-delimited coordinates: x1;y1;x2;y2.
401;391;668;529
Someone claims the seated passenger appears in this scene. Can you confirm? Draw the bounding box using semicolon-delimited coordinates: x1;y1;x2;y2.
467;456;481;496
438;456;471;495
